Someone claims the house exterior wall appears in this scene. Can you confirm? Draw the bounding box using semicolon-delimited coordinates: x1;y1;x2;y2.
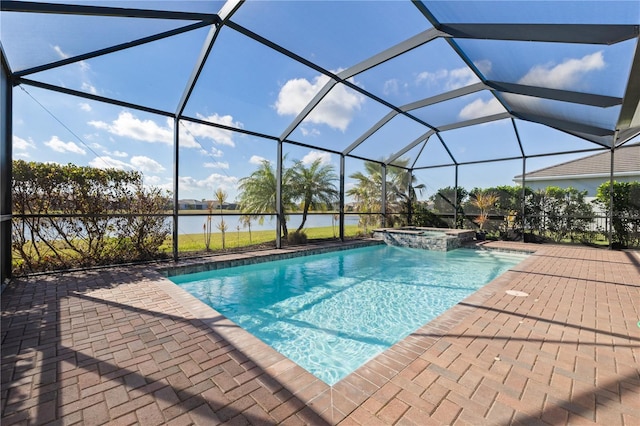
522;175;640;198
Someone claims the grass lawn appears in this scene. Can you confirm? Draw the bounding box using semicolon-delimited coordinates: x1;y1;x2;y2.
162;224;363;253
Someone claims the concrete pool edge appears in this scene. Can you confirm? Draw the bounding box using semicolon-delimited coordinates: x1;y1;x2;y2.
155;240;540;424
158;239;384;278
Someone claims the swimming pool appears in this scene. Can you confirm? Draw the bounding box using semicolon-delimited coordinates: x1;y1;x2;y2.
170;245;527;385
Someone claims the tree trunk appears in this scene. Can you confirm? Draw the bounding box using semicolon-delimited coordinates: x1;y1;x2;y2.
297;203;310;232
279;203;288;238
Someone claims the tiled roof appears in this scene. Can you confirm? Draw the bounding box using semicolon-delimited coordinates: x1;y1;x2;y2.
515;143;640;179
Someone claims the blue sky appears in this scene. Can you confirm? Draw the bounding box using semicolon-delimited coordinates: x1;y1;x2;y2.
6;1;639;203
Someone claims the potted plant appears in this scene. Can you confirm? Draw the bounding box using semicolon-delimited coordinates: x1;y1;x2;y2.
474;214;489;240
471;192;499;240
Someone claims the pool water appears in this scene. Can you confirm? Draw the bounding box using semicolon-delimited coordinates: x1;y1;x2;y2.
170;245;527;385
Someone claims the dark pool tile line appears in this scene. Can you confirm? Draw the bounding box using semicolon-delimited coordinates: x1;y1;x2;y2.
159;240;384;277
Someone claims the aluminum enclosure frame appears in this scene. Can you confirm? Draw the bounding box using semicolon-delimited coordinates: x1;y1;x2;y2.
2;0;640;278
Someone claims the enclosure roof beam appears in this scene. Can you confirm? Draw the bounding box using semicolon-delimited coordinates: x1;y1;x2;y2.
486;81;623;108
175;2;244;118
342;111;398;156
337;27;446;80
435;133;458;165
17;77;174;118
176;24;220;117
217;0;244;22
0;0;221;22
278;80;337;142
386;129;436;165
401;82;487;112
514;111;614;138
615;128;640;145
279;28;445;145
15;21;211;78
439;23;639;45
437;112;511;132
616;37;640;132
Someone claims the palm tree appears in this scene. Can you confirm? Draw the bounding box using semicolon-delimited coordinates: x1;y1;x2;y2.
203;200;214;251
214;188;228;248
239;215;253;243
291;159;338;232
347;164;382;231
387;161;425;223
347;159;424;228
237;159;296;238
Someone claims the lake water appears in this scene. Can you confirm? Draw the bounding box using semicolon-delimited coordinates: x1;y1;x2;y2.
176;214;360;235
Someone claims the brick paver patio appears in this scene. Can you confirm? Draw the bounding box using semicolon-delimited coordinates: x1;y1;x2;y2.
2;241;639;425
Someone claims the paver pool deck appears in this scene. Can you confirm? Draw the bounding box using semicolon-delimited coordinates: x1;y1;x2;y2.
2;241;639;425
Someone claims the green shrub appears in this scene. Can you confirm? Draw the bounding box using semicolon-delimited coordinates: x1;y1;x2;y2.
287;230;308;245
12;160;171;274
595;181;640;248
412;202;449;228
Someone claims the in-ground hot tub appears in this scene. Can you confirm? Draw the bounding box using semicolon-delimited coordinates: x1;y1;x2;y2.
372;227;475;251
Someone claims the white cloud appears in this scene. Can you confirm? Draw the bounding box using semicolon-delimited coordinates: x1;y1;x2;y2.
249;155;268;165
179;174;238;193
79;102;92;112
300;126;321;137
383;79;400;96
54;45;95;92
459;98;505;120
416;60;490;91
201;173;237;189
416;69;448;86
204;161;230;169
89;156;131;170
447;68;479;89
474;59;492;76
130;156;165;173
88;118;110;131
88;154;165;174
104;150;128;158
52;45;69;59
143;175;164;186
90;111;240;150
44;136;86;155
182;114;242;147
13;135;35;150
301;151;331;165
418;67;478;90
275;73;365;132
90;112;173;144
275;77;322;116
209;147;224;158
518;51;605;89
81;82;98;95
